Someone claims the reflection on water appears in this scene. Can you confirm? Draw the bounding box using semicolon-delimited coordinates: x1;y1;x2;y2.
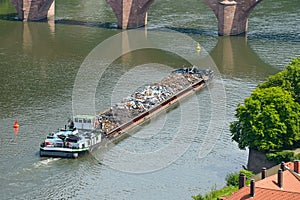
13;127;19;142
210;36;279;78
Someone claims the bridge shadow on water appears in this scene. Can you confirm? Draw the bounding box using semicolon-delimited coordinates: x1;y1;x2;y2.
0;13;217;36
0;13;18;21
55;19;118;30
0;13;119;29
167;26;300;42
165;26;218;37
248;32;300;42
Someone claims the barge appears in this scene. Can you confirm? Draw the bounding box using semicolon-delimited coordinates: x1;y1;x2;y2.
40;67;213;158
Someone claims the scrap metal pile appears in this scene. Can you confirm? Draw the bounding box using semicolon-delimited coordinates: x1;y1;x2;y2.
96;67;205;134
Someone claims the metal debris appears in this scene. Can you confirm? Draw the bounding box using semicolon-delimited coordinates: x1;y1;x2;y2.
95;67;207;134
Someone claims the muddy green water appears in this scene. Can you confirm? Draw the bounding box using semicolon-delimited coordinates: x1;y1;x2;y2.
0;0;299;199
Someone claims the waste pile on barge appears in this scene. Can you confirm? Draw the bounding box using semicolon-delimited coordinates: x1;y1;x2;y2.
95;67;212;138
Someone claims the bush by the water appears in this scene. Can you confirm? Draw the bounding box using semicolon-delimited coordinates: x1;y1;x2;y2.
266;151;300;164
192;186;237;200
226;170;253;186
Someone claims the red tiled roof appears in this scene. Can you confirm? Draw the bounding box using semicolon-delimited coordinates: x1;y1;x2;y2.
285;161;300;173
255;170;300;192
221;187;300;200
222;162;300;200
285;162;294;170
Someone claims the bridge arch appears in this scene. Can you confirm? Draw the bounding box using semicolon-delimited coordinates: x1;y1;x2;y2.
10;0;263;36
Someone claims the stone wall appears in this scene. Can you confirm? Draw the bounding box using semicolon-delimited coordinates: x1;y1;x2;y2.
11;0;55;21
247;148;276;174
106;0;154;29
204;0;262;35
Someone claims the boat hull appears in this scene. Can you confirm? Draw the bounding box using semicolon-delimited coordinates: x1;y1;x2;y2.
40;147;89;158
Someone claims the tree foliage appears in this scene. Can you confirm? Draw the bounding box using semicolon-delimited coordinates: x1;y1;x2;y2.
259;57;300;103
231;57;300;151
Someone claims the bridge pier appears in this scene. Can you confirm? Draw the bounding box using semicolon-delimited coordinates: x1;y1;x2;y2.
10;0;55;21
106;0;154;29
204;0;262;36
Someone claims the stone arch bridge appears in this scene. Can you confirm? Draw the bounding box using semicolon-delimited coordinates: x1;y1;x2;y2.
10;0;262;36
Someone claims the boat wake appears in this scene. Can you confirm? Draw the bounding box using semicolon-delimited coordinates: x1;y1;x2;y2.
34;158;61;168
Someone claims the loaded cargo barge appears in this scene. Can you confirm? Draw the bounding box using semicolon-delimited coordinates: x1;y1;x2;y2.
40;67;213;158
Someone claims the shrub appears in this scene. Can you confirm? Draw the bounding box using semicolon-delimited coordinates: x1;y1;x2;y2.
192;185;238;200
266;151;294;164
226;173;239;187
294;153;300;160
226;170;253;186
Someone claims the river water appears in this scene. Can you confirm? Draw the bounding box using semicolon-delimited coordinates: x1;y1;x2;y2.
0;0;299;199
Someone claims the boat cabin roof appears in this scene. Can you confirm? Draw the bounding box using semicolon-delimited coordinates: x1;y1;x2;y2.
73;115;95;120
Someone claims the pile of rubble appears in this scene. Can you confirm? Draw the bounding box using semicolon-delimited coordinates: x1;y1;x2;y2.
96;67;204;134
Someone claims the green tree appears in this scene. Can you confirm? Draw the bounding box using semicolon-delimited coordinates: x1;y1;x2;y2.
259;57;300;103
230;87;300;151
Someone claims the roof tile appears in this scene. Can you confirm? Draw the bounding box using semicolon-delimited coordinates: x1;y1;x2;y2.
221;187;300;200
255;170;300;192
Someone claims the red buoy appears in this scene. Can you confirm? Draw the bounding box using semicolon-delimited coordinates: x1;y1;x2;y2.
13;120;19;128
